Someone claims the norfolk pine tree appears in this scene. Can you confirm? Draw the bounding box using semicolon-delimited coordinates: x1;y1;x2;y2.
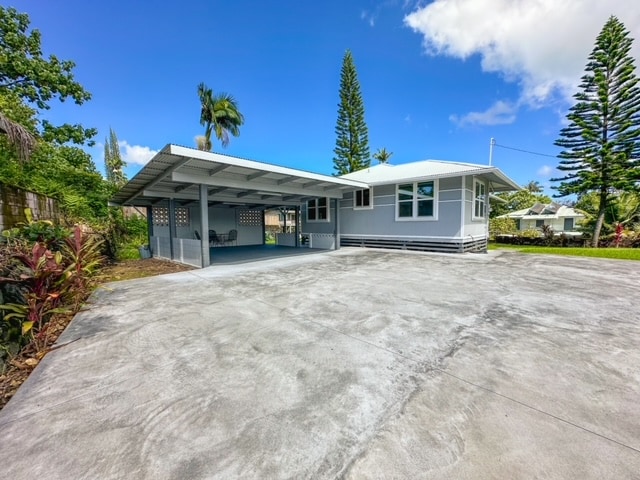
104;128;127;187
333;50;370;174
553;16;640;247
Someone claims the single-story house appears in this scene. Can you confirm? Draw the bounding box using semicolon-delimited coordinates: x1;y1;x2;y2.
498;202;585;234
110;145;519;267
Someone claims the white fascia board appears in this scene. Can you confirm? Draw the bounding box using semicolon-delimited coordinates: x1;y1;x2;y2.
171;171;346;199
143;189;302;206
168;145;368;189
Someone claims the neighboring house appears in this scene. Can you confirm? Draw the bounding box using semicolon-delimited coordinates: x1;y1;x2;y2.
265;208;297;233
498;202;585;234
301;160;519;253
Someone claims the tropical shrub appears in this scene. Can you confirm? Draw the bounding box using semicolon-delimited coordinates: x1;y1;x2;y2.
489;217;517;239
0;225;105;361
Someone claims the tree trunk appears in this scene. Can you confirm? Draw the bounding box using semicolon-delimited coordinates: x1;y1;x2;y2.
592;190;608;247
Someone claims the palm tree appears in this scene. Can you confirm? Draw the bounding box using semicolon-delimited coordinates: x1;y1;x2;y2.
0;111;36;161
197;83;244;151
373;147;393;164
524;180;543;193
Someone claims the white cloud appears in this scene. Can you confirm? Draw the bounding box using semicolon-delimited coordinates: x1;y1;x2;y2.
537;165;554;177
118;140;158;166
361;10;375;27
450;100;517;126
404;114;412;124
405;0;640;109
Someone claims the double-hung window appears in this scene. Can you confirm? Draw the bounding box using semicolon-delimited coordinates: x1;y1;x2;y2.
354;188;373;209
473;179;486;220
307;197;329;222
396;181;436;220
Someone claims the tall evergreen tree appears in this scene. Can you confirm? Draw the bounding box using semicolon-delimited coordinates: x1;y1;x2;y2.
104;128;126;187
553;16;640;247
333;50;370;174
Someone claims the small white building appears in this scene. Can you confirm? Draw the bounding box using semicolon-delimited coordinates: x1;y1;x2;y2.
498;202;585;234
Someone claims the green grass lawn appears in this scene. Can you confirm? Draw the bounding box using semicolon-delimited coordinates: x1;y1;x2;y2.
489;243;640;261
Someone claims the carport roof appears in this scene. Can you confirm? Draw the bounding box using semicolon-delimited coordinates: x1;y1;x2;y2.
110;144;369;207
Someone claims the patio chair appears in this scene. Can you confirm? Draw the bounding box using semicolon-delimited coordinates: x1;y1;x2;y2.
226;229;238;246
208;230;221;247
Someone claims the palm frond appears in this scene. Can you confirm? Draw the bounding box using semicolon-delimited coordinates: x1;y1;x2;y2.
0;111;36;161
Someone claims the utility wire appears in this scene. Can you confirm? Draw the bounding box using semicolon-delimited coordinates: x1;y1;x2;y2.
495;143;558;159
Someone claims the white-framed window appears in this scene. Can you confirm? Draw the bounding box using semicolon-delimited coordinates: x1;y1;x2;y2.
396;180;437;221
354;188;373;209
473;179;486;220
307;197;330;222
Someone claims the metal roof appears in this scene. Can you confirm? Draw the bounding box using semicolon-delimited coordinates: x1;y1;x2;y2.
340;160;520;191
110;144;369;208
499;204;585;219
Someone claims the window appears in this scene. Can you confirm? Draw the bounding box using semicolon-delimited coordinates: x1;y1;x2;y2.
396;181;436;220
354;188;373;209
535;219;545;228
563;218;574;231
307;197;329;222
473;179;486;219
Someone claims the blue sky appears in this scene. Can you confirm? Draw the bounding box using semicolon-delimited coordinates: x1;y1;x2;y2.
10;0;640;194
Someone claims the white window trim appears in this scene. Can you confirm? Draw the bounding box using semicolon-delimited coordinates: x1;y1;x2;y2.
395;179;439;222
472;178;487;221
353;188;374;210
306;197;331;223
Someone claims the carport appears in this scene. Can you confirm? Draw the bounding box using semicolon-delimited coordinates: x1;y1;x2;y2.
110;145;369;267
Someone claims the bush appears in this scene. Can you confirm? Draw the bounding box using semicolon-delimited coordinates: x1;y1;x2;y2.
489;217;517;240
0;225;104;362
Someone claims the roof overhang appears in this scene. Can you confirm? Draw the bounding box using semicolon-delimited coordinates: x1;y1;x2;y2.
360;166;520;192
110;144;369;208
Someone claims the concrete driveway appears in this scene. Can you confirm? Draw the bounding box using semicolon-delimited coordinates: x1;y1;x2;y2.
0;248;638;479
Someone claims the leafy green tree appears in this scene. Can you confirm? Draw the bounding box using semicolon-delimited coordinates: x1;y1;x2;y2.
333;50;370;174
373;147;393;164
197;82;244;151
575;191;640;238
489;189;552;218
552;16;640;247
0;7;90;108
0;7;95;146
104;128;127;187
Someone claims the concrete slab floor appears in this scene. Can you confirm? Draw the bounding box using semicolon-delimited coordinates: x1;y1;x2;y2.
0;248;638;479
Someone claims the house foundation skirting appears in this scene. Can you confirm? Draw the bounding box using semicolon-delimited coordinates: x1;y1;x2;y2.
340;235;487;253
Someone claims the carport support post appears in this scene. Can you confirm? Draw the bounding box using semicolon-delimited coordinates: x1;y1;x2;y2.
146;206;153;253
295;206;300;247
199;184;210;267
334;198;340;250
168;199;176;260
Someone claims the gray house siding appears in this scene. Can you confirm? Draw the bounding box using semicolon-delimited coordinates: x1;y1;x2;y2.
318;176;483;252
301;199;338;234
